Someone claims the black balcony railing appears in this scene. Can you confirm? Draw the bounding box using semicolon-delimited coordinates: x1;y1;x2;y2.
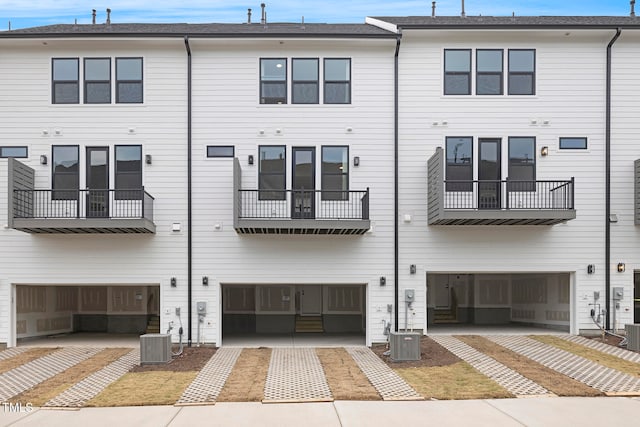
442;179;574;210
238;189;369;220
13;188;154;221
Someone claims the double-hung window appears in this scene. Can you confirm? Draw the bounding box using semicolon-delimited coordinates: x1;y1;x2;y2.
324;58;351;104
116;58;143;103
476;50;503;95
260;59;287;104
259;146;286;200
444;50;471;95
508;137;536;191
445;137;473;191
115;145;142;199
84;58;111;104
292;58;319;104
52;145;79;200
52;58;79;104
321;146;349;200
508;49;535;95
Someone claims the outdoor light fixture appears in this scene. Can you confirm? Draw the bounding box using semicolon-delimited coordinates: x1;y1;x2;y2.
145;154;152;165
40;155;47;165
587;264;595;275
410;264;417;275
380;276;386;286
617;263;626;273
170;277;177;287
353;156;360;167
202;276;209;286
248;155;254;165
540;146;549;157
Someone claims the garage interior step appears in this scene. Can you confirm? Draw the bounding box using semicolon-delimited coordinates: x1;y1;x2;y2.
295;315;324;333
145;315;160;334
433;309;458;324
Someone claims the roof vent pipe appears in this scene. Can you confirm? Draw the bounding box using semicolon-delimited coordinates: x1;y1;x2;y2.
106;8;111;25
461;0;466;17
92;9;96;25
432;1;436;17
261;3;266;25
247;8;252;23
632;1;636;17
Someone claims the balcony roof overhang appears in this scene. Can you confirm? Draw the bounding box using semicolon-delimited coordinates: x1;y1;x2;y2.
235;218;371;235
12;218;156;234
429;209;576;226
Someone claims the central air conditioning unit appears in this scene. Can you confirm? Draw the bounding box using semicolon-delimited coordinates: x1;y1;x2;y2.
140;333;172;365
389;331;421;361
626;324;640;351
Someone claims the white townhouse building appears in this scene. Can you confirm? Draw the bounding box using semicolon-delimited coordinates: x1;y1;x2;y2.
366;14;640;335
0;15;398;347
2;8;640;348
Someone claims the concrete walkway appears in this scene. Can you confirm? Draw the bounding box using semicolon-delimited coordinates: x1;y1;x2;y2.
2;397;640;427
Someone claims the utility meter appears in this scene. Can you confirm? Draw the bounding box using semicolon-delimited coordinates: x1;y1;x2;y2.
405;289;415;303
197;301;207;316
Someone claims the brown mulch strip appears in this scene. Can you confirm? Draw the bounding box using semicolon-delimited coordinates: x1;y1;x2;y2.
216;348;271;402
372;336;460;368
130;347;216;372
11;348;131;406
316;348;381;400
457;335;602;397
0;348;57;375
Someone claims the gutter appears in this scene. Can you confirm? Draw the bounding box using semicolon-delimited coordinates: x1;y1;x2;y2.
605;28;622;330
394;33;401;332
184;36;193;346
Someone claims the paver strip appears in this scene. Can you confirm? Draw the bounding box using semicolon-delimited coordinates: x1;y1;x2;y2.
487;335;640;394
345;346;423;401
0;347;29;362
0;347;101;402
176;347;241;405
263;348;332;402
430;335;551;397
558;335;640;363
44;348;140;408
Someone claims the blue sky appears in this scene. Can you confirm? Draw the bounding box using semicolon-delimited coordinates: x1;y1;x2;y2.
0;0;635;31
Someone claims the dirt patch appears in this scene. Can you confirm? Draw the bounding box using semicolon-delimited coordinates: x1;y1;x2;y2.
88;371;197;407
396;362;513;400
316;348;380;401
130;346;215;372
216;348;271;402
458;336;602;397
0;348;57;375
587;335;626;348
11;348;131;406
372;336;460;368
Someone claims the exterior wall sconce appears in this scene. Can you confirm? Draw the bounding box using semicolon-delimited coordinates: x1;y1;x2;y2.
617;263;626;273
587;264;595;274
380;276;386;286
353;156;360;167
540;146;549;157
202;276;209;286
410;264;416;274
40;155;48;165
170;277;177;287
248;155;254;165
145;154;152;165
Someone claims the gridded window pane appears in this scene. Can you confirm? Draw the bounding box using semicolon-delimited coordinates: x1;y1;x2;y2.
86;83;111;103
477;50;502;72
324;83;350;104
207;146;235;157
116;58;142;80
325;59;350;80
446;137;473;191
293;83;319;104
559;137;587;149
54;84;79;103
444;50;471;95
444;75;470;95
477;75;502;95
117;82;143;103
85;59;110;80
509;50;535;72
324;59;350;104
53;59;78;81
293;59;318;80
508;75;534;95
445;50;470;72
259;146;286;200
0;146;28;158
261;59;286;80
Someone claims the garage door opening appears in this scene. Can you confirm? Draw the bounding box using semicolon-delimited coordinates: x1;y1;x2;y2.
222;284;366;346
427;273;570;333
16;284;160;346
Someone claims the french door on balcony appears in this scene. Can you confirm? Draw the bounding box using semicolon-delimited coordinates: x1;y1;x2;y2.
292;147;315;219
86;147;109;218
478;139;501;210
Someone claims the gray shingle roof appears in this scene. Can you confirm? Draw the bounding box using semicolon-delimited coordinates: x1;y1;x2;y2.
372;15;640;29
0;22;396;38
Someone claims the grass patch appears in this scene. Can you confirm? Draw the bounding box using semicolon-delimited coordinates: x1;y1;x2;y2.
532;336;640;378
87;371;197;407
0;348;57;374
216;348;271;402
12;348;130;406
458;336;602;397
316;348;380;401
396;361;513;400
